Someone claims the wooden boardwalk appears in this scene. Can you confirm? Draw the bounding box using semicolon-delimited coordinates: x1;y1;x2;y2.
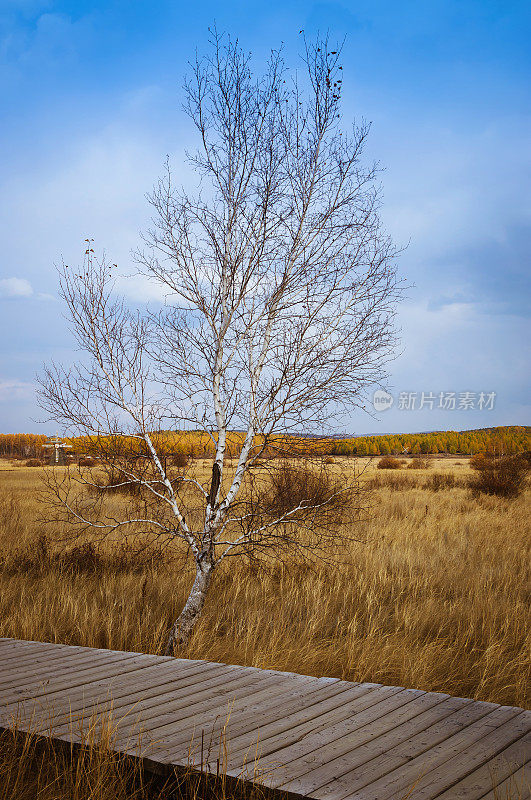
0;639;529;799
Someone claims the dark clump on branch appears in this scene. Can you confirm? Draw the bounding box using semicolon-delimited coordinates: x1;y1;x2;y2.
88;456;187;498
92;465;144;496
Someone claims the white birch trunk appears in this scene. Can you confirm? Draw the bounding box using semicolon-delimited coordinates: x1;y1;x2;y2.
164;560;213;654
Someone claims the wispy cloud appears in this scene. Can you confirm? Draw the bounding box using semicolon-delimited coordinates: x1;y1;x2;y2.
0;277;55;301
0;276;33;297
0;378;35;402
0;0;529;433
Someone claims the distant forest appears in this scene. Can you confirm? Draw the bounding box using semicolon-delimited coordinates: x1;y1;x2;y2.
325;426;530;456
1;426;529;460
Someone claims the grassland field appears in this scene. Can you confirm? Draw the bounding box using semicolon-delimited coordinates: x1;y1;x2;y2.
0;455;528;710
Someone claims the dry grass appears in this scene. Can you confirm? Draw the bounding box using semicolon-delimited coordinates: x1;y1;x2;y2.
0;713;147;800
0;711;271;800
0;457;529;798
0;457;528;709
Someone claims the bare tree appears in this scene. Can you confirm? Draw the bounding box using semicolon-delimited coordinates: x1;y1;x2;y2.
40;32;400;654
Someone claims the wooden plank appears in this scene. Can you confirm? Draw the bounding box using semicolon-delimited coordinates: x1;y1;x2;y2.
0;643;84;672
0;640;144;665
433;733;529;800
149;676;351;764
0;640;64;661
0;658;187;728
111;668;307;752
112;669;315;740
7;659;219;718
0;654;159;709
223;685;405;773
1;657;213;711
296;699;499;800
0;652;142;701
0;642;144;677
0;637;60;651
402;717;531;800
162;680;369;765
0;649;138;689
1;640;529;800
267;693;467;796
18;667;299;758
0;640;141;663
478;765;530;800
45;662;259;738
261;688;428;791
0;641;139;669
324;705;524;800
2;661;233;733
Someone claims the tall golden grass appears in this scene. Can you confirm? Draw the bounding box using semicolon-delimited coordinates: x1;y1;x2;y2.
0;457;528;708
0;710;270;800
0;457;529;798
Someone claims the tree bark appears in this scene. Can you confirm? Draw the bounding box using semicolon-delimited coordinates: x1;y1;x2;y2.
164;560;213;655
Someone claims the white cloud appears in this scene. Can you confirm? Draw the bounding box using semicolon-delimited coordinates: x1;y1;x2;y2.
0;379;35;402
0;116;177;291
0;276;33;297
0;277;56;301
114;273;175;304
369;116;531;263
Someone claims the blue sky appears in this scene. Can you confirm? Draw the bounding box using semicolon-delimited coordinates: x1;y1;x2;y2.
1;0;530;435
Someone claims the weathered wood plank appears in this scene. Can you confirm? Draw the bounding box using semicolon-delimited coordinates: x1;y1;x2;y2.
277;699;497;799
0;639;64;662
150;676;350;764
325;706;525;800
403;718;530;800
478;765;530;800
225;684;408;778
433;733;529;800
0;654;152;708
2;658;216;712
0;650;138;693
169;680;369;766
0;640;144;674
52;663;285;742
1;640;529;800
0;655;160;713
0;643;97;674
0;639;139;662
266;688;431;792
111;669;309;751
9;662;238;735
1;658;191;727
267;693;467;796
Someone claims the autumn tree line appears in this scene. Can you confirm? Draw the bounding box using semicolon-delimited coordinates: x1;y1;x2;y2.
0;426;528;462
0;434;48;459
326;426;530;457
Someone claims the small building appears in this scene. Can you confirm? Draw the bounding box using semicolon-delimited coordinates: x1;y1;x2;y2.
42;435;73;465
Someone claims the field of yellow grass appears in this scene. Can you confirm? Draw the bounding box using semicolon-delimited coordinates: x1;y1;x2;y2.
0;456;529;710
